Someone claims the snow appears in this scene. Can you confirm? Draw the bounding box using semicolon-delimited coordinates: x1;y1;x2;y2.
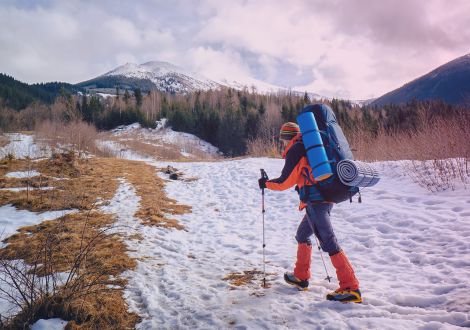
0;133;51;159
107;158;469;329
0;186;54;192
1;131;469;328
107;121;220;158
97;92;116;98
95;140;151;161
30;318;67;330
0;205;77;244
103;61;221;93
5;170;40;178
0;205;77;318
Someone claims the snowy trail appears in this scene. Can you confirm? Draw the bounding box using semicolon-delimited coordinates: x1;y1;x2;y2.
115;158;470;329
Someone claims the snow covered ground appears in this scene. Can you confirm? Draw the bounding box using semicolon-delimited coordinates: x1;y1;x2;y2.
0;205;77;244
0;204;77;317
30;318;67;330
99;157;469;329
1;132;469;328
99;121;221;160
0;133;51;159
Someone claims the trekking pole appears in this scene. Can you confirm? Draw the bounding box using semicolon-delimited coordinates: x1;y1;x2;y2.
306;216;332;282
260;169;269;288
314;236;332;282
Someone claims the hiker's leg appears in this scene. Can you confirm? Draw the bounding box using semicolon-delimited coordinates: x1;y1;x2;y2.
308;203;341;255
307;203;359;290
293;215;313;280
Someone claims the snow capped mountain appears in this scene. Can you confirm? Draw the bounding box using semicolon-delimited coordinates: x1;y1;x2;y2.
80;60;333;99
102;61;221;93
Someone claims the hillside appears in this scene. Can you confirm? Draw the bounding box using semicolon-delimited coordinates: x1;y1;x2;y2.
372;54;470;107
0;73;82;110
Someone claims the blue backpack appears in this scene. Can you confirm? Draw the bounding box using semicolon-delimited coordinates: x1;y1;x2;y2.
299;104;359;203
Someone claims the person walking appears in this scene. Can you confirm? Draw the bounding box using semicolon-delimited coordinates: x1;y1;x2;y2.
258;121;362;303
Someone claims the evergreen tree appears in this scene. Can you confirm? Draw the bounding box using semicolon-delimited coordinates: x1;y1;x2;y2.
134;88;143;107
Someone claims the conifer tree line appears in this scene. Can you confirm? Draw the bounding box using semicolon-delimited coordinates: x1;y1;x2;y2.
1;85;468;156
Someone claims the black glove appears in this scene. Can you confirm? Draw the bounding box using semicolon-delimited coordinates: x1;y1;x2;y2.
258;177;268;189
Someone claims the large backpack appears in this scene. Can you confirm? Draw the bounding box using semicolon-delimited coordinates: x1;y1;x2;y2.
299;104;359;203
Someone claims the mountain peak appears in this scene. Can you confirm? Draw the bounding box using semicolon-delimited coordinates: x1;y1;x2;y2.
80;60;324;97
97;61;220;93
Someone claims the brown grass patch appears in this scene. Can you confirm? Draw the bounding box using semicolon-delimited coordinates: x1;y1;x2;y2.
101;130;221;161
0;154;190;227
76;157;191;229
0;152;190;328
222;270;274;288
120;138;185;160
1;210;140;329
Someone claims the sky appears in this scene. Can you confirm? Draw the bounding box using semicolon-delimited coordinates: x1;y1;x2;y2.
1;0;469;99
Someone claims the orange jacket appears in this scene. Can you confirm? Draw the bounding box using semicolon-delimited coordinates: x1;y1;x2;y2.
265;134;319;210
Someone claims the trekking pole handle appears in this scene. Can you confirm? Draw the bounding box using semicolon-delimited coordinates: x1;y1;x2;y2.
260;169;268;196
260;169;268;180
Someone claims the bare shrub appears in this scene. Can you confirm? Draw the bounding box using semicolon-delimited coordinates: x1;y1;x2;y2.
247;101;283;157
35;120;104;157
350;108;470;161
402;158;470;192
0;108;20;132
17;103;51;131
246;137;280;157
349;107;470;191
0;213;120;328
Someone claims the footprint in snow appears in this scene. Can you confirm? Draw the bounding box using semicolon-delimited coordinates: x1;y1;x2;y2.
423;200;445;206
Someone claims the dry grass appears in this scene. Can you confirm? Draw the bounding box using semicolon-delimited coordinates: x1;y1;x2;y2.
222;270;274;289
350;111;470;161
101;130;222;161
117;138;184;160
0;152;190;328
93;158;191;229
0;154;190;226
247;137;281;157
348;111;470;192
1;211;140;329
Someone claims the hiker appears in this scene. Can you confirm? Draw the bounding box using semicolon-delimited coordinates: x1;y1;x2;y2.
258;121;362;303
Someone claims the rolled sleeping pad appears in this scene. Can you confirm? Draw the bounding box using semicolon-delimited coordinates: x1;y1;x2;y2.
337;159;380;187
297;111;333;181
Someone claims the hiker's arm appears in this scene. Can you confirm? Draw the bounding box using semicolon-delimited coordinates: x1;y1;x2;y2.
266;143;304;191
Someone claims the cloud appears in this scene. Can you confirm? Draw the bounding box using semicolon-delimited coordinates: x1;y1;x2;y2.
0;0;469;99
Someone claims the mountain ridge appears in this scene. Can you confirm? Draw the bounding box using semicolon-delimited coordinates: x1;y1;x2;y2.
372;53;470;106
78;60;327;98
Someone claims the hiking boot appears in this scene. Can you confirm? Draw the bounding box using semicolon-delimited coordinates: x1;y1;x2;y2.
284;272;309;290
326;289;362;303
